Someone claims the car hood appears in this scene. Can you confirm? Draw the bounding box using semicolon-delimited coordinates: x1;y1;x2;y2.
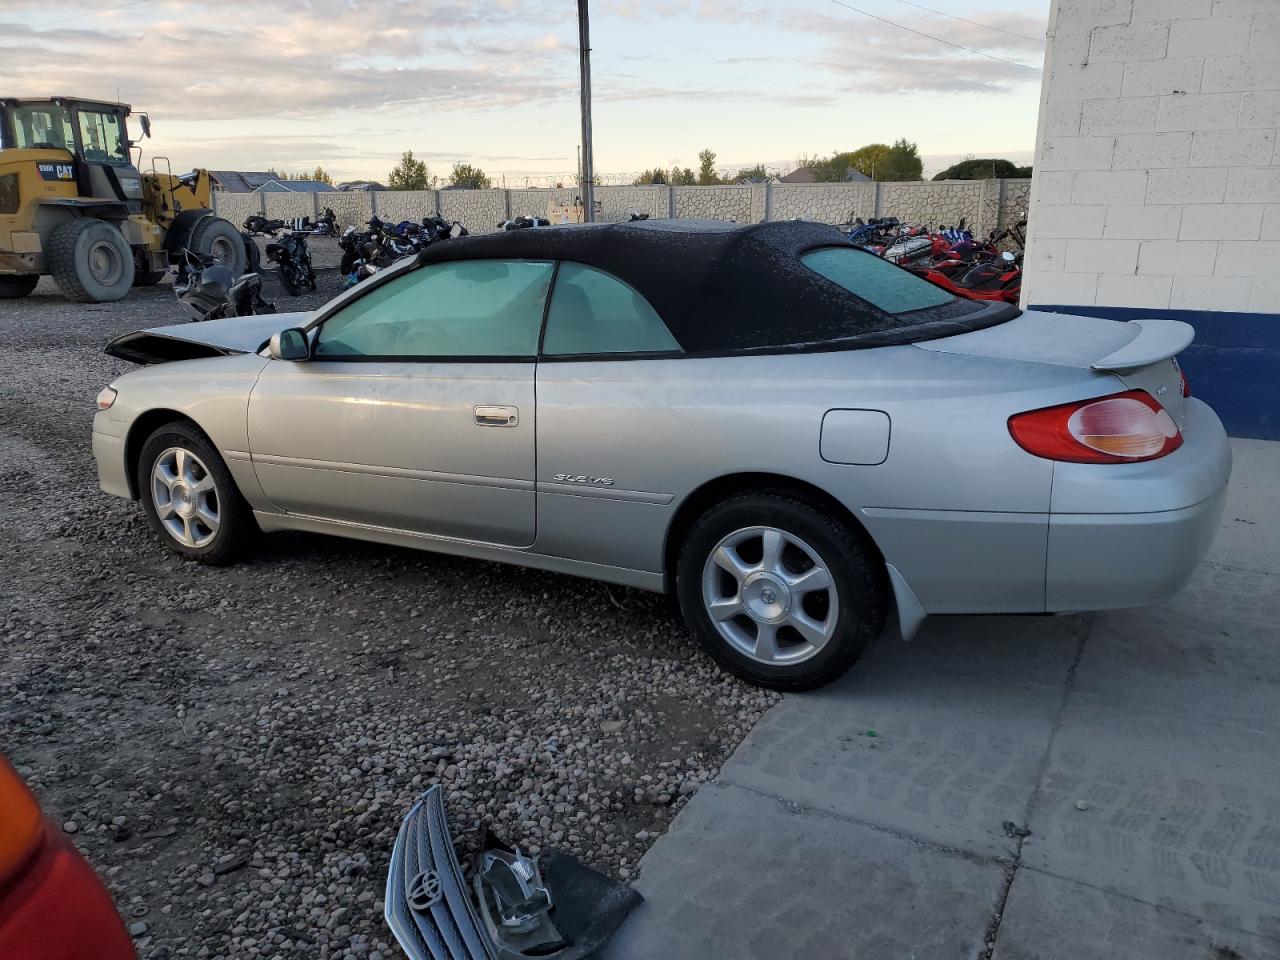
104;311;313;364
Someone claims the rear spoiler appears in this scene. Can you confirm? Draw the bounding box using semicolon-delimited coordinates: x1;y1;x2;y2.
1091;318;1194;372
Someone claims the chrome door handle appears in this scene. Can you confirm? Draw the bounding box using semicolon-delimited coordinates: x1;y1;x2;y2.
474;405;518;427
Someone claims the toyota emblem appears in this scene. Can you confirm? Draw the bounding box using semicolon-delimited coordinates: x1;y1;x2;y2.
407;869;442;912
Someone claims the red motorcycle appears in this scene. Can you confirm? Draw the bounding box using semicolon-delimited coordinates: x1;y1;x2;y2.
913;251;1022;304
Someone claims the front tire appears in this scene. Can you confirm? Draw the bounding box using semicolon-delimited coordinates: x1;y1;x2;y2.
48;219;135;302
137;422;253;564
676;493;887;691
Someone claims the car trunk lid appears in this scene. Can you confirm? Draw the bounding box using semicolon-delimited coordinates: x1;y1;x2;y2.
914;309;1191;424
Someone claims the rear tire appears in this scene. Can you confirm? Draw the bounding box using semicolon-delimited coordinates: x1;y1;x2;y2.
0;275;38;299
136;421;254;565
676;492;887;691
48;219;135;303
188;217;247;276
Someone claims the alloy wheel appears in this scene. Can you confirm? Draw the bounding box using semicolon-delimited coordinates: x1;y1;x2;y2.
701;525;839;666
151;447;220;548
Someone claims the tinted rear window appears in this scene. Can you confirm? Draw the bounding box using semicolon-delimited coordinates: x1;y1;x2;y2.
802;247;954;314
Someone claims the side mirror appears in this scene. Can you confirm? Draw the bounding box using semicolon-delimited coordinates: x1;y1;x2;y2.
139;114;151;139
268;327;309;361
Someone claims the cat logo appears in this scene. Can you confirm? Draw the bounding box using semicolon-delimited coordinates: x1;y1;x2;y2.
36;162;75;182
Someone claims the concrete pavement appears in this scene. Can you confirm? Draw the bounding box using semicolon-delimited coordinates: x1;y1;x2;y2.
605;439;1280;960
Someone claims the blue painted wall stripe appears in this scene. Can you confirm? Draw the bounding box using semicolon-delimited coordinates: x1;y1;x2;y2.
1030;304;1279;441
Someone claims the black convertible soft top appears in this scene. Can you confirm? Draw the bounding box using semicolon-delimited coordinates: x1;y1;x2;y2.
417;218;1014;354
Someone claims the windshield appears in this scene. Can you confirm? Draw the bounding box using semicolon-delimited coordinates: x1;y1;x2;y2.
77;109;128;163
5;103;76;152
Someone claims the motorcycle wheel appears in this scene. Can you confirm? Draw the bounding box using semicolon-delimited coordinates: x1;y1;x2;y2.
280;266;300;297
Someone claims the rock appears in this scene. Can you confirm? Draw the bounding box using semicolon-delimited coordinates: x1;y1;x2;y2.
1073;799;1090;811
128;921;149;937
62;820;78;834
600;721;625;735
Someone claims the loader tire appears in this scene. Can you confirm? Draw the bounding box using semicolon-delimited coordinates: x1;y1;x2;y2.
48;219;135;303
189;217;247;276
0;275;38;299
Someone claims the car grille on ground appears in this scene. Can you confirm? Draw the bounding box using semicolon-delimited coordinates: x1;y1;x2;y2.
385;786;493;960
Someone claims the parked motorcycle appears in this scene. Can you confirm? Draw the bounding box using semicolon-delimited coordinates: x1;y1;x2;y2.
245;208;339;238
497;216;550;230
265;231;317;296
172;248;275;322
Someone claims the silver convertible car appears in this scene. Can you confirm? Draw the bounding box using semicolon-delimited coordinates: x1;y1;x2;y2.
93;219;1231;690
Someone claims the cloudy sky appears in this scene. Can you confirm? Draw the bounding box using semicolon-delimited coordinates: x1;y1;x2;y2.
3;0;1050;184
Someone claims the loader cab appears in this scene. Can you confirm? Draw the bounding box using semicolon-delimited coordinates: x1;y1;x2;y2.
0;98;144;211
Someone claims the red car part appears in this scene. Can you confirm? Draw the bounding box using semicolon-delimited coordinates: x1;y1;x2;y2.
0;758;136;960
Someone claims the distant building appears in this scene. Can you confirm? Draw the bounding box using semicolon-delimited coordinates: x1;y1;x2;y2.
209;171;276;193
255;179;338;193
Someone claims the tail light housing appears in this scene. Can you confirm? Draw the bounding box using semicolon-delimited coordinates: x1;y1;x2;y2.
1009;390;1182;463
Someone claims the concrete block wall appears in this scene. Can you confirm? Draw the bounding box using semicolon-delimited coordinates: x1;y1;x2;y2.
262;193;315;221
214;179;1031;237
438;189;508;233
209;191;262;229
674;185;755;221
1024;0;1280;313
1024;0;1280;438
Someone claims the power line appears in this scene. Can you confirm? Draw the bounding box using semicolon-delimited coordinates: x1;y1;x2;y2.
826;0;1042;73
32;0;153;29
890;0;1044;44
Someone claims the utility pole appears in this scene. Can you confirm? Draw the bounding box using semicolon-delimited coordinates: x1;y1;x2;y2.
577;0;595;222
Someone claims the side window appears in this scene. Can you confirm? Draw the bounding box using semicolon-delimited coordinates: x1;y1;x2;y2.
542;262;681;356
314;259;554;359
76;111;127;163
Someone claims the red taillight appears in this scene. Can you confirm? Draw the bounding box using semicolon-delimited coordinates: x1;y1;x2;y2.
1009;390;1182;464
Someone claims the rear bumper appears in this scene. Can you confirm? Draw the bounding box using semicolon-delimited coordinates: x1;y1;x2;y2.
1045;397;1231;611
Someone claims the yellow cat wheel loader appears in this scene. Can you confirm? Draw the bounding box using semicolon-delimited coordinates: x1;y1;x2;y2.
0;97;245;302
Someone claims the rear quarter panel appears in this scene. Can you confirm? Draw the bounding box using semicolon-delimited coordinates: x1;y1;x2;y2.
535;346;1126;612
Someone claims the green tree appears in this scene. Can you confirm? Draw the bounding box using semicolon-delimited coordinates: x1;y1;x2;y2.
450;162;492;189
697;148;720;185
933;158;1032;181
806;140;923;182
883;138;924;181
632;168;669;185
310;165;334;185
731;164;770;182
387;151;430;191
670;167;696;186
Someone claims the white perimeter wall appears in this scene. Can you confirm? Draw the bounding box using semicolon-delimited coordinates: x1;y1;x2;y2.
1023;0;1280;312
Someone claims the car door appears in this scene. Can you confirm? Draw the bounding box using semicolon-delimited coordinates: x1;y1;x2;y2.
533;262;686;570
247;258;554;547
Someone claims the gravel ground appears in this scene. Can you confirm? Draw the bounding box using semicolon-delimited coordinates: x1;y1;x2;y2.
0;254;780;959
